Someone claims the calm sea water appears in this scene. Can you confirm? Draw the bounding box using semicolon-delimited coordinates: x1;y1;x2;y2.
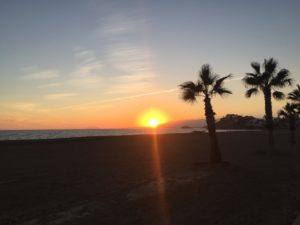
0;128;206;141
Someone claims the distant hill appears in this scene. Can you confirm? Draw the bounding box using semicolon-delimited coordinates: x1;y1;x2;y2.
159;114;299;131
159;119;206;129
215;114;264;129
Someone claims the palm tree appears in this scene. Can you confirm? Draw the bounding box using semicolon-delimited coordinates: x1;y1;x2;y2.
243;58;293;151
179;64;232;163
278;103;299;144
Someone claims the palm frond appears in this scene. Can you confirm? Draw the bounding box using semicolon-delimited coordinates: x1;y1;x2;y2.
259;71;271;84
199;64;216;86
250;62;260;74
272;91;285;100
288;84;300;101
213;74;232;90
278;78;293;87
246;73;257;77
242;76;260;86
213;87;232;96
195;80;204;92
211;74;232;96
179;81;200;103
181;89;197;103
270;69;292;87
245;88;259;98
263;58;278;74
179;81;197;91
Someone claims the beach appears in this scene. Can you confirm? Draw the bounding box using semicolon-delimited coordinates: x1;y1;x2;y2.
1;131;300;225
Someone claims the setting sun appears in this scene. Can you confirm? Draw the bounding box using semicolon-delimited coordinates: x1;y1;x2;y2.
148;118;160;128
138;109;169;128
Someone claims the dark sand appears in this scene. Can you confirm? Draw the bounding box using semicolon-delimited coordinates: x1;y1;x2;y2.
0;131;300;225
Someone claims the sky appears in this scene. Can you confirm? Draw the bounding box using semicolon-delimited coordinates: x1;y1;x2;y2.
0;0;300;129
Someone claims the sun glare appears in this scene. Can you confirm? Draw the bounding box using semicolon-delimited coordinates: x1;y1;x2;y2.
138;109;168;128
148;118;160;128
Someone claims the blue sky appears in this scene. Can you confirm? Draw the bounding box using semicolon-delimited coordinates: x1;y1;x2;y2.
0;0;299;129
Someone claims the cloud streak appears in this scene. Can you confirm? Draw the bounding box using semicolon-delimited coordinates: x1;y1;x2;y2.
45;93;78;100
38;82;62;88
57;88;178;110
22;70;60;80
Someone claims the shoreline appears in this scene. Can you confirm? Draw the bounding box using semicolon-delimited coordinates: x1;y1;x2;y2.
0;129;264;143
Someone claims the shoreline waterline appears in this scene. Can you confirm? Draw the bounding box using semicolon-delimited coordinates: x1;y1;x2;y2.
0;128;262;141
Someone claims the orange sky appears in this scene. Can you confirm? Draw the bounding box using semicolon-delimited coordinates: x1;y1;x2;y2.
0;85;296;130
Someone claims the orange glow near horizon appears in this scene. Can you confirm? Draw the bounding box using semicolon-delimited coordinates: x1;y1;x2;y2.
138;108;169;128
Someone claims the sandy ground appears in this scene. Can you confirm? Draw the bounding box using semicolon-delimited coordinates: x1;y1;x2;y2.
0;130;300;225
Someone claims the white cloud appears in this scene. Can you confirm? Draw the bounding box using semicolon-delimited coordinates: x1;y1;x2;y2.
45;93;78;100
22;70;60;80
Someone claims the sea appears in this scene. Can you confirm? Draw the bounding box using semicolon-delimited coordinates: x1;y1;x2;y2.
0;128;206;141
0;128;259;141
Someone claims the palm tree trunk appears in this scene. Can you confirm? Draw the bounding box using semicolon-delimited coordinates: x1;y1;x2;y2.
263;88;275;152
204;96;222;163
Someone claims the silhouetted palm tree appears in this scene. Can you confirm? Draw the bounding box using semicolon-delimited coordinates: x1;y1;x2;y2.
179;64;232;163
278;103;299;144
243;58;293;151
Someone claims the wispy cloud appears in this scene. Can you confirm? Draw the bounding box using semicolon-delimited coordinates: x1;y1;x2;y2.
96;13;145;37
75;61;103;76
111;74;154;83
74;49;95;63
106;45;151;73
66;48;104;89
22;70;60;80
0;102;49;113
45;93;78;100
68;76;103;89
58;88;178;110
94;11;155;96
38;82;62;88
20;65;38;72
73;48;103;76
104;82;152;95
